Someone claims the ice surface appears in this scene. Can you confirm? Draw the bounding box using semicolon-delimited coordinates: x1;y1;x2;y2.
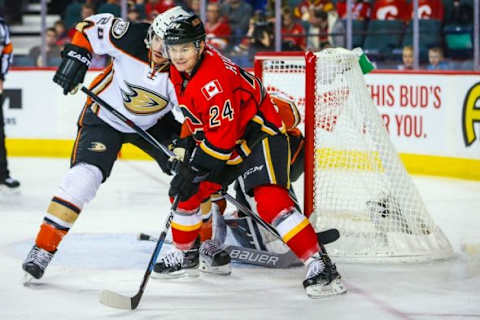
1;158;479;319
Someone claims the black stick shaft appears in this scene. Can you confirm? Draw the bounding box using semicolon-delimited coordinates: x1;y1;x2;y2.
130;196;179;310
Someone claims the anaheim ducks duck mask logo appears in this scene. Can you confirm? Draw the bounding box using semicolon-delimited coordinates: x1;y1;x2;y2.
120;82;169;115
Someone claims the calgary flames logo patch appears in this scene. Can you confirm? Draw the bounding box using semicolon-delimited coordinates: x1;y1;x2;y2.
120;82;169;115
462;82;480;146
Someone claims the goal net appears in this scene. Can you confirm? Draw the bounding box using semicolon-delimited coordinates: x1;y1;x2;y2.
254;49;453;262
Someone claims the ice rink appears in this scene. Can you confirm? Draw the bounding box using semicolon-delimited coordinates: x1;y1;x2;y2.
1;157;479;319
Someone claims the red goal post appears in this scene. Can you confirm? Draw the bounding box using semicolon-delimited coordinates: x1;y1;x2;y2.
254;51;316;217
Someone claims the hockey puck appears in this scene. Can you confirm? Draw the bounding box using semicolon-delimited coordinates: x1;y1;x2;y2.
137;233;152;241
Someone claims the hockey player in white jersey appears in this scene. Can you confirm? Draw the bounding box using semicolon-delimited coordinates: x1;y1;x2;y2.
22;8;191;280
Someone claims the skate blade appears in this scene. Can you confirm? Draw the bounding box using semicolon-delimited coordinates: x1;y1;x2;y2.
151;268;199;280
199;261;232;275
305;278;347;298
0;185;20;195
22;272;36;286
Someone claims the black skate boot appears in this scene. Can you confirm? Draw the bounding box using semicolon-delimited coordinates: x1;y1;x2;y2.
0;176;20;189
152;238;200;279
199;239;231;275
303;252;347;298
22;245;55;281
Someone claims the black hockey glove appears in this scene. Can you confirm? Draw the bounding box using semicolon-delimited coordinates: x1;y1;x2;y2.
168;162;209;202
53;44;92;95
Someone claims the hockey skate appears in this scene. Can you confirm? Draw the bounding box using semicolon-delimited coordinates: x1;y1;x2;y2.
152;239;200;279
303;253;347;298
0;176;20;189
199;239;231;275
22;245;55;281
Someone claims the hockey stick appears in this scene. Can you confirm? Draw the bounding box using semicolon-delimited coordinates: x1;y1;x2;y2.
138;229;339;246
80;87;183;309
99;196;179;310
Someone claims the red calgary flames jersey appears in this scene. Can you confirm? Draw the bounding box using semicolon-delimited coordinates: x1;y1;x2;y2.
169;46;285;167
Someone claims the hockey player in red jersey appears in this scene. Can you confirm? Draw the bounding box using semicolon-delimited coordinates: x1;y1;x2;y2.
152;93;308;276
157;14;346;297
21;7;192;281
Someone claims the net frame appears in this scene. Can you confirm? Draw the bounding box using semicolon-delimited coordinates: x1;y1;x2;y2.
254;50;453;263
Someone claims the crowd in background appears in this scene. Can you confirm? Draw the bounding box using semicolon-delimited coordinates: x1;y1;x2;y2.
0;0;477;69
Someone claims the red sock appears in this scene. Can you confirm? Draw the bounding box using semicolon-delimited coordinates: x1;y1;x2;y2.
254;185;319;261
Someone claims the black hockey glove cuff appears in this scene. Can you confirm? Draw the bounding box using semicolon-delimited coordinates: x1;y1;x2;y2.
189;144;229;173
168;162;209;202
53;44;92;95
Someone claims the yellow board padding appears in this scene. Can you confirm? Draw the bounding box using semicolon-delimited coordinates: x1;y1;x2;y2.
5;138;480;180
117;143;152;160
399;153;480;181
316;148;383;171
6;138;75;158
5;138;153;160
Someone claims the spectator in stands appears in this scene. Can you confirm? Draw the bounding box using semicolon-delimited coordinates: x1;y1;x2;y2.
409;0;444;20
307;9;345;50
371;0;409;21
68;4;95;39
230;10;273;67
129;0;147;20
187;0;201;16
128;7;141;22
294;0;335;22
282;7;306;50
221;0;253;45
247;10;274;51
98;0;121;17
145;0;175;21
426;47;449;70
336;0;371;20
63;0;83;29
54;20;70;47
205;2;232;53
28;28;62;67
397;45;413;70
445;0;473;26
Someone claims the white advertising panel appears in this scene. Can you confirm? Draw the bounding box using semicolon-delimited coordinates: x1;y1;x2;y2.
365;72;480;160
3;70;100;139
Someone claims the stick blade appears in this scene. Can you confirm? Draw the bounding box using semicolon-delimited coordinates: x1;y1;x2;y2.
99;290;133;310
317;228;340;245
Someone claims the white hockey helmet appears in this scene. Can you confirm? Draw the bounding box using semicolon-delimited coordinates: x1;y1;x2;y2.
145;6;193;49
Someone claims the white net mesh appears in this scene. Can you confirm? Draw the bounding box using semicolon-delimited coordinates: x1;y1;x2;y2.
258;49;453;262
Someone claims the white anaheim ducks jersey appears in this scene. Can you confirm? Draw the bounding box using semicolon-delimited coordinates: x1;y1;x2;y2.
79;14;179;133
